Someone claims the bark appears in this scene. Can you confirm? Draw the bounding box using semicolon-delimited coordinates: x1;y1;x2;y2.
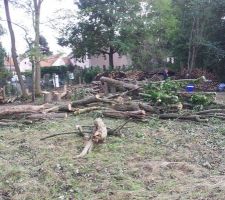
76;118;107;158
103;110;146;119
33;0;42;95
72;94;103;107
109;46;114;69
43;91;52;103
112;102;140;111
0;105;46;117
4;0;28;97
159;113;208;122
27;112;67;120
100;77;139;91
139;103;154;112
195;109;225;115
43;104;73;113
74;107;100;115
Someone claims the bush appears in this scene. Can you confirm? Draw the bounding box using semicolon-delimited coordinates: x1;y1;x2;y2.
82;66;102;83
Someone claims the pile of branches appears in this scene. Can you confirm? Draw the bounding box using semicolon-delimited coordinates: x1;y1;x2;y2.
177;68;219;91
68;76;223;123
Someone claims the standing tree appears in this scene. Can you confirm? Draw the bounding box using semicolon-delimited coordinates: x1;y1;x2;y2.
59;0;144;68
3;0;28;97
33;0;44;95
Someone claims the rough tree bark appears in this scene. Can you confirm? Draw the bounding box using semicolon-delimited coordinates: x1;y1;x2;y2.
33;0;43;96
3;0;28;97
109;46;114;69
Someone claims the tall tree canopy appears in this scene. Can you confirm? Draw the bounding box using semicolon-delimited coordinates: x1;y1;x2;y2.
59;0;145;68
172;0;225;77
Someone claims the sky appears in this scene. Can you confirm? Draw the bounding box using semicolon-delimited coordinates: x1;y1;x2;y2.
0;0;77;56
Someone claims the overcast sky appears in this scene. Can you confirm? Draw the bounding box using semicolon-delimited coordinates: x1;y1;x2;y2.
0;0;76;56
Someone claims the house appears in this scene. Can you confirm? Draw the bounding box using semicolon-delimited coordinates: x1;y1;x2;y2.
71;53;132;69
4;56;16;74
19;54;73;72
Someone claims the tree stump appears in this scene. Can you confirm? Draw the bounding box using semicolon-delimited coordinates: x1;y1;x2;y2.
43;91;52;103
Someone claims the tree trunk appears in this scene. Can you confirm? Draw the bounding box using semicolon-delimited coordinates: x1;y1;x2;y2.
100;77;139;91
4;0;28;98
33;0;42;96
109;47;114;69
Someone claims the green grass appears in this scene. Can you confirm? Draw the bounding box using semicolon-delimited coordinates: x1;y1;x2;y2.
1;115;225;199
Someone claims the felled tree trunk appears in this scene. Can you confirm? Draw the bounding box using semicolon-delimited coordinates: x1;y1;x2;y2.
112;102;140;111
27;113;67;120
100;77;139;91
44;104;73;113
139;103;154;112
0;105;46;117
74;107;100;115
159;113;208;122
103;110;146;119
72;94;103;107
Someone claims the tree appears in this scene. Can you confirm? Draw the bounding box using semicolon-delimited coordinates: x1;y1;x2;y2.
130;0;178;70
33;0;44;95
59;0;144;68
0;43;5;69
3;0;28;97
172;0;225;77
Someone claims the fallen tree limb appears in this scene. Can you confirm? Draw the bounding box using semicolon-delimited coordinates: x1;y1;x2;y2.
72;94;103;107
159;113;208;122
100;76;139;91
112;102;140;111
103;110;146;119
44;103;73;113
0;105;47;117
76;118;107;158
195;109;225;115
139;103;154;112
27;113;67;120
74;107;101;115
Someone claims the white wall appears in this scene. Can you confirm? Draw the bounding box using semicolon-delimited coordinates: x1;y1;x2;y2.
19;58;32;72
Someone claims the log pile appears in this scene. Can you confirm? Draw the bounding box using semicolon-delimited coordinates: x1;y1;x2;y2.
68;76;225;123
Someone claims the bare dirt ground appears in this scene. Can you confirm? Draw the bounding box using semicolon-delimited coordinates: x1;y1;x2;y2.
1;112;225;199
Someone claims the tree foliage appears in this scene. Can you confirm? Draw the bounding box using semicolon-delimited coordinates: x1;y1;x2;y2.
59;0;145;68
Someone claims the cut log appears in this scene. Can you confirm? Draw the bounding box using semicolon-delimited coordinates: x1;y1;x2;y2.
44;103;73;113
195;109;225;115
139;103;154;112
103;110;146;119
74;107;100;115
27;113;67;120
112;102;140;111
100;76;139;91
72;94;103;107
159;113;208;122
0;105;46;117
